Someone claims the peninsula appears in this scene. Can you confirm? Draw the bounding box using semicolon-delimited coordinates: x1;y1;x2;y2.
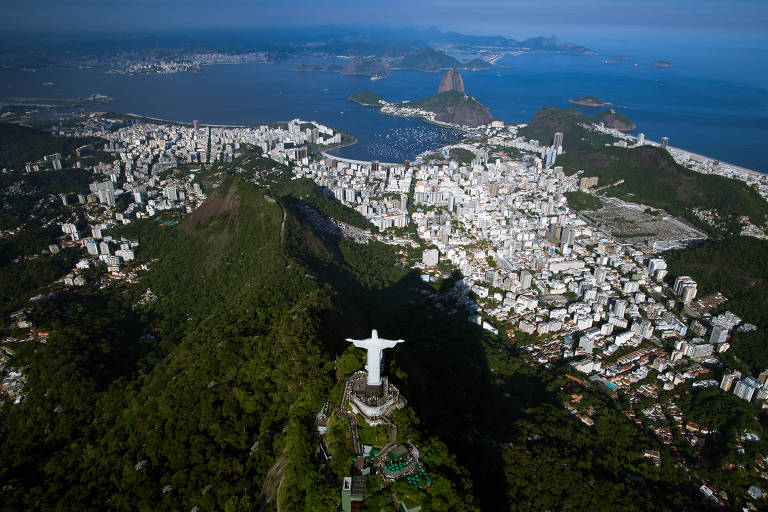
349;68;495;128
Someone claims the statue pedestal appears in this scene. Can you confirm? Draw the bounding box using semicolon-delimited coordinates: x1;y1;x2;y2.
347;372;404;426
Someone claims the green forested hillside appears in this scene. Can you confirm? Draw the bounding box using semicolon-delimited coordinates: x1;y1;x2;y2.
559;145;768;236
0;178;474;510
519;107;768;236
274;177;372;230
589;108;636;131
0;148;99;317
0;122;99;170
518;107;614;150
348;90;384;106
0;174;718;511
564;190;602;211
664;237;768;370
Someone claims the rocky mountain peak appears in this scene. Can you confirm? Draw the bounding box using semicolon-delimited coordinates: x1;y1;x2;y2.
438;68;465;94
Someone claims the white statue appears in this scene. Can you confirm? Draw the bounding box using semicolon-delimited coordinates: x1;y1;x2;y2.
346;329;404;387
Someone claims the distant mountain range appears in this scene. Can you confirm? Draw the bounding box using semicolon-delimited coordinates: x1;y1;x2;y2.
295;47;496;78
310;26;596;56
311;27;596;59
0;25;597;69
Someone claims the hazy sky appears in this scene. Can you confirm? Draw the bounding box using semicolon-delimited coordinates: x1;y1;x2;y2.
3;0;767;38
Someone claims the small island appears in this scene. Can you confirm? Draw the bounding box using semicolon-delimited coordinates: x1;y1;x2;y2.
569;96;612;108
394;47;462;72
650;60;672;68
348;91;384;106
611;55;632;61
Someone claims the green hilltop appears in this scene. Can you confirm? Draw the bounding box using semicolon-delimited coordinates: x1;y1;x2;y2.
590;109;636;131
348;90;384;106
463;58;493;70
395;47;462;72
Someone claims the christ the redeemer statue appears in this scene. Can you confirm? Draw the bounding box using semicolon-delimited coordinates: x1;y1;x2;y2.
347;329;404;387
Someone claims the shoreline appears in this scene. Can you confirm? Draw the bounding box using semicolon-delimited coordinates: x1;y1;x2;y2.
665;142;765;177
44;106;768;178
118;111;464;164
322;135;358;155
360;100;476;133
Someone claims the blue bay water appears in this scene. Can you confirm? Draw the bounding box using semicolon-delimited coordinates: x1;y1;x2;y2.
1;43;766;171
